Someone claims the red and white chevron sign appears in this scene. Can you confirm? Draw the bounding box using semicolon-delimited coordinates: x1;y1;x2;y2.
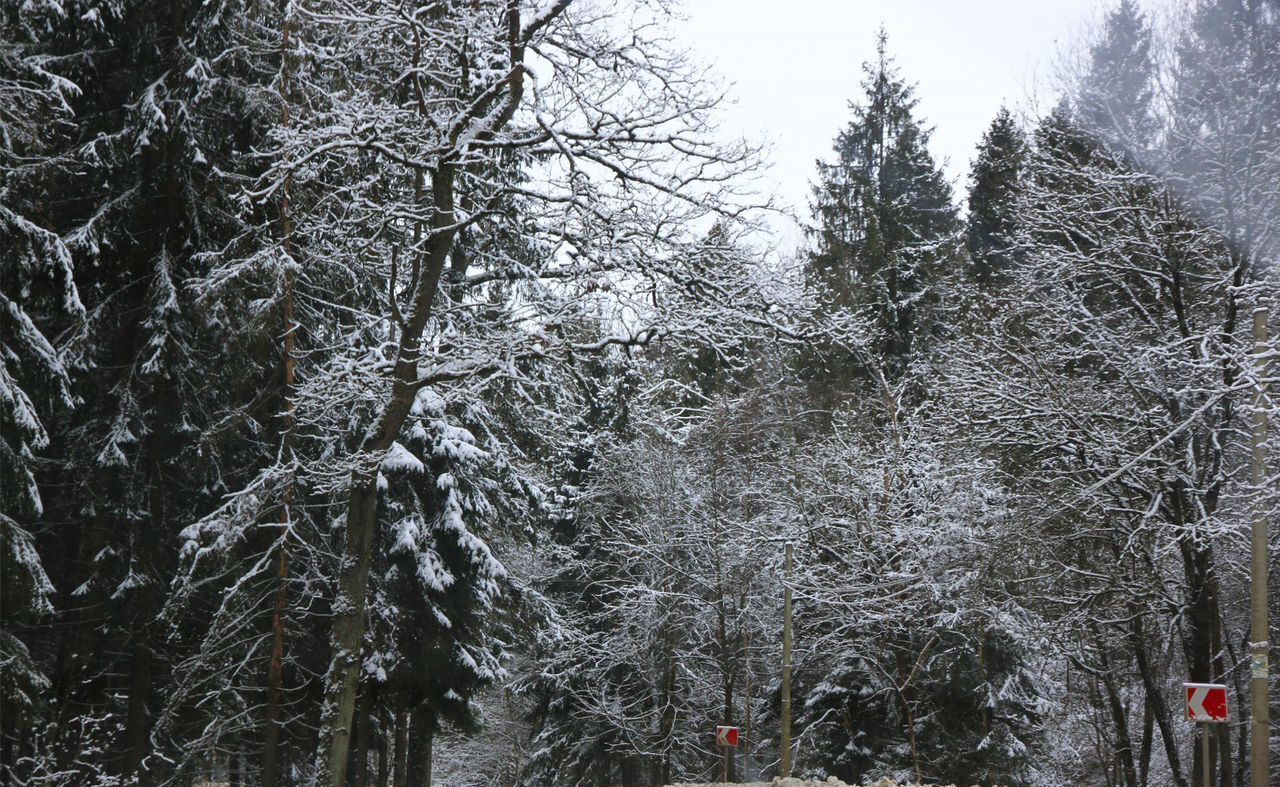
1184;682;1229;722
715;725;739;747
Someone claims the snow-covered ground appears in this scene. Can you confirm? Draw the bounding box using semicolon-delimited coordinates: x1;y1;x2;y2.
668;777;984;787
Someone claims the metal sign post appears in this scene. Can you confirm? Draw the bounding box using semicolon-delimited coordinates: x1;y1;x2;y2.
1185;682;1229;786
715;725;739;782
1201;723;1211;787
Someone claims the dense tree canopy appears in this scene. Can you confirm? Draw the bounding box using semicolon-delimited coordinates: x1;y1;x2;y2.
1;2;1276;787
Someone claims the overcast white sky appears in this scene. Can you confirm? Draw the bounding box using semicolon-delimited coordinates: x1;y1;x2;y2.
670;0;1161;248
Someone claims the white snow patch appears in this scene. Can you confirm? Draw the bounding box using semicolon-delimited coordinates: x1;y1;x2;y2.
668;778;990;787
382;441;425;474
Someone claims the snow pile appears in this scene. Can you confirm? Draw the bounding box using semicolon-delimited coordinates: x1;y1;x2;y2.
668;778;988;787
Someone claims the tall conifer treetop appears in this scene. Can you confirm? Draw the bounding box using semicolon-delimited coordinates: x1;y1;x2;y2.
806;30;958;384
964;106;1027;290
1076;0;1156;161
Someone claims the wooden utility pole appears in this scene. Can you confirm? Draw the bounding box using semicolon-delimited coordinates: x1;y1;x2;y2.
780;542;793;778
1248;304;1270;787
743;625;752;782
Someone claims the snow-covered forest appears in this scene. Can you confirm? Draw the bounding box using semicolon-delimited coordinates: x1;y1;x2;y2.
1;0;1277;786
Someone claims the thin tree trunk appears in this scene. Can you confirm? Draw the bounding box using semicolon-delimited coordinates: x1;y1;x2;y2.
406;708;433;787
656;648;676;787
1100;658;1139;787
1;719;13;785
1223;637;1248;787
1179;536;1232;787
1139;698;1153;787
1086;673;1117;787
354;683;372;787
721;675;736;783
742;623;752;783
262;544;290;787
619;754;639;787
318;163;455;786
1091;624;1138;787
52;488;112;773
1215;721;1232;787
718;599;736;785
978;626;992;738
376;714;389;787
895;634;936;786
393;705;408;787
1209;582;1233;787
122;641;153;785
262;5;297;785
1129;611;1187;787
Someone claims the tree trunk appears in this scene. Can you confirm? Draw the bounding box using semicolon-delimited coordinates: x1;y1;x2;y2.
978;626;992;738
321;479;380;786
318;162;456;787
52;491;112;772
619;755;640;787
656;653;677;787
263;7;297;784
1129;611;1187;787
406;708;433;787
1087;672;1116;787
1139;698;1153;787
262;546;290;787
1214;722;1232;787
719;608;736;784
742;624;753;783
312;0;555;773
1223;637;1249;787
354;683;372;787
393;705;408;787
122;641;153;785
376;715;389;787
1103;668;1139;787
1180;537;1232;787
1;716;14;785
1093;627;1138;787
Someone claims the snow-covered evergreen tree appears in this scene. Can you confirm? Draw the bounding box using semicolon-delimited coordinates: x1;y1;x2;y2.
964;107;1027;292
1075;0;1156;163
1;4;83;765
805;31;959;392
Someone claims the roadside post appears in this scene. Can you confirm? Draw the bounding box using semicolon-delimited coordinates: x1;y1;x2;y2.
715;724;739;782
1247;304;1269;787
1185;682;1229;787
780;542;793;778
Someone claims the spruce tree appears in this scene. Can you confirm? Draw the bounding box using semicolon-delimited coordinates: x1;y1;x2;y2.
3;0;280;781
1076;0;1156;161
964;107;1027;291
375;386;532;787
1167;0;1280;273
806;31;958;388
0;4;82;766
